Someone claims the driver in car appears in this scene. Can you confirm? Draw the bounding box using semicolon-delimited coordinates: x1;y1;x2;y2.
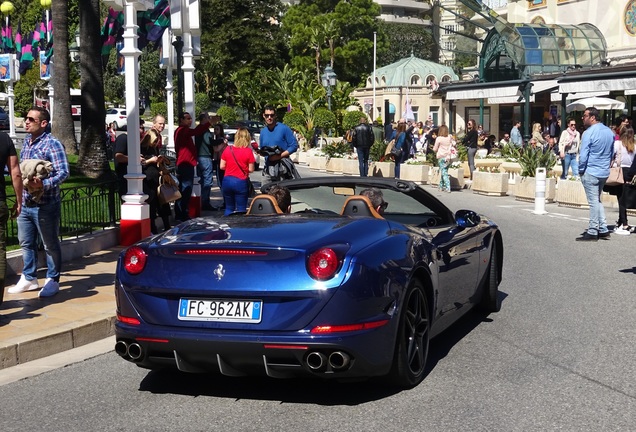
360;188;388;215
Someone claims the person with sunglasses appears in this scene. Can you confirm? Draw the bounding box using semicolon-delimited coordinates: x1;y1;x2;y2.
259;105;298;183
8;106;69;298
360;187;388;215
558;119;581;179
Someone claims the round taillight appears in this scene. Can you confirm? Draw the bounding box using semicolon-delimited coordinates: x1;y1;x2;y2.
124;246;147;275
307;248;339;281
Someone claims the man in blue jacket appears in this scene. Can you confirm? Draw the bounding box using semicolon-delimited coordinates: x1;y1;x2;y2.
576;107;615;241
260;105;298;183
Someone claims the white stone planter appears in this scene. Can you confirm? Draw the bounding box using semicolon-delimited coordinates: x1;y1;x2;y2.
371;161;395;178
514;176;556;203
472;171;509;196
474;158;505;170
401;164;430;184
309;156;327;171
449;168;465;190
297;151;309;164
556;179;588;209
326;157;344;174
342;159;359;175
430;167;440;186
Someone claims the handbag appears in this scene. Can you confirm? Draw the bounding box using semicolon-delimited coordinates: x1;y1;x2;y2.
157;174;181;205
230;147;256;197
384;139;396;156
606;147;624;186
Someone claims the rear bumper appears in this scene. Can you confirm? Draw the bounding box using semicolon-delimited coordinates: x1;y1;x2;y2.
115;320;396;379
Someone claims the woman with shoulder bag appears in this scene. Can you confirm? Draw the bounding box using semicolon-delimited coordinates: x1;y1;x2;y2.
613;126;635;235
220;127;255;216
433;125;453;193
140;130;170;234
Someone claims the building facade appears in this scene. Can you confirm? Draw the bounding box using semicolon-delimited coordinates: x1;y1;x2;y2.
351;55;459;125
443;0;636;139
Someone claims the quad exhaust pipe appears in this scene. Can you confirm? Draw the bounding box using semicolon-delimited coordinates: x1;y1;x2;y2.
305;351;352;372
306;352;327;371
328;351;350;370
115;340;144;361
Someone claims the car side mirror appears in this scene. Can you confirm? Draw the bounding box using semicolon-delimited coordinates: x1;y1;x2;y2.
455;210;480;228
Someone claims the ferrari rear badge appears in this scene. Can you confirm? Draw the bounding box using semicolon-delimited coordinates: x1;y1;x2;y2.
214;264;225;281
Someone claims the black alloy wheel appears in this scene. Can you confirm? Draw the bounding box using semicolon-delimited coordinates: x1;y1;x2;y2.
388;280;430;388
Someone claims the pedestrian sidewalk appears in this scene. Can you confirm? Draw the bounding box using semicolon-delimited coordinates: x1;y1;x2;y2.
0;247;122;370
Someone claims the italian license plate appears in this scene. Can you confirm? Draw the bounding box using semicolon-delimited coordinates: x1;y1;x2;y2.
178;298;262;323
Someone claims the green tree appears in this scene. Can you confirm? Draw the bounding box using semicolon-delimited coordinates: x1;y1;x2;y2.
283;0;382;86
217;106;238;124
198;0;289;104
376;22;435;66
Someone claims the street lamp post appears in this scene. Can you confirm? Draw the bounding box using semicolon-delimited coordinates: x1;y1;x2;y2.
172;35;184;116
321;65;337;111
69;29;80;63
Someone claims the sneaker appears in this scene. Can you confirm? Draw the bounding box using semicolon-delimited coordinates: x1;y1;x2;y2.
8;275;39;294
614;226;630;236
576;232;598;242
38;278;60;298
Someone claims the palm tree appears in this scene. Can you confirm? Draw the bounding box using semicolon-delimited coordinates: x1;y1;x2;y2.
77;0;110;178
309;27;323;84
50;1;76;153
323;20;338;68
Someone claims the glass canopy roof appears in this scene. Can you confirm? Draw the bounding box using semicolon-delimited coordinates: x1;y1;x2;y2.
480;23;607;82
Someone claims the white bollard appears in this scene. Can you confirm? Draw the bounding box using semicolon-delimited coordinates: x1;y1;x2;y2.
533;167;548;215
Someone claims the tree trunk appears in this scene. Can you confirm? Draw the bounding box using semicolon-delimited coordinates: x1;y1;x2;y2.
77;0;110;179
51;0;77;154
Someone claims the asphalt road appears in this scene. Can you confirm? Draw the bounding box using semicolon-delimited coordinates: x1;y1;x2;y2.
1;166;635;431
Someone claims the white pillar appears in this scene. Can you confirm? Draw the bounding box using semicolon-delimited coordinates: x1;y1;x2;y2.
120;1;145;201
182;33;195;117
7;81;15;139
166;65;175;151
118;0;151;245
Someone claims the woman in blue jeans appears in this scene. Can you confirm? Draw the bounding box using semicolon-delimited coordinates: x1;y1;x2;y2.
220;128;255;215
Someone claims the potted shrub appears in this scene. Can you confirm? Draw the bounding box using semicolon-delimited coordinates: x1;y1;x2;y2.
322;140;352;174
515;146;557;202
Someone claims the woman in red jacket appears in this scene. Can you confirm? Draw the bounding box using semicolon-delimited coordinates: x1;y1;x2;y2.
220;127;255;215
174;111;210;221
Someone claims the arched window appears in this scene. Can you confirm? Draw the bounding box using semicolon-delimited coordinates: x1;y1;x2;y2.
381;76;387;86
410;75;421;86
441;75;451;83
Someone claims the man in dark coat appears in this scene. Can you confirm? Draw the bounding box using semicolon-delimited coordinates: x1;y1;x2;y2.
352;116;374;177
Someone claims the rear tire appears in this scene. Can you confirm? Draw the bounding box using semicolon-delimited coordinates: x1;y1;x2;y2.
480;246;501;313
387;280;430;388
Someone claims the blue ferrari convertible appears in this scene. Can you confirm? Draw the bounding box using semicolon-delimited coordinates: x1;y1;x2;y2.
114;177;503;388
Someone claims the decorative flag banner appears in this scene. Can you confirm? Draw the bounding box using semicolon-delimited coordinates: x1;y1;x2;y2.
14;22;21;61
18;31;34;74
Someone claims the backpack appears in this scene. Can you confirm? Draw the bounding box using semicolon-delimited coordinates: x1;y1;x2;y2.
345;129;354;143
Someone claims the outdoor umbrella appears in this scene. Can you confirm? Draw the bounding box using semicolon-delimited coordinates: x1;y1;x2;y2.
566;96;625;113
